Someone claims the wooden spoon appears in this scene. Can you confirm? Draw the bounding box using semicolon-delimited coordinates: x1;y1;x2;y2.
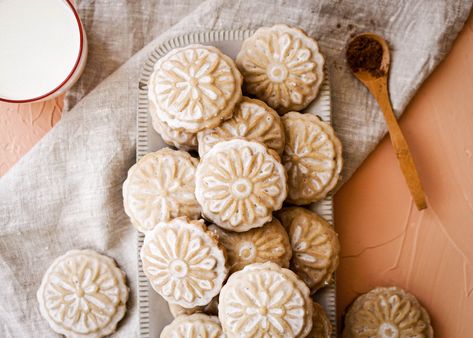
347;33;427;210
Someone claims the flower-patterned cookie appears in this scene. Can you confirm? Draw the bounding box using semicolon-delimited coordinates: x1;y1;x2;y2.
209;218;291;272
277;207;340;293
149;44;242;133
282;112;342;205
236;24;324;114
309;302;332;338
168;296;219;318
37;250;129;338
219;262;313;338
122;148;200;233
140;218;228;308
197;97;285;156
343;286;433;338
161;313;225;338
195;139;287;232
150;102;197;151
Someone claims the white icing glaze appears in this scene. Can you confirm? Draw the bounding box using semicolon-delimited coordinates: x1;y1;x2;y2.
149;44;242;132
141;218;228;308
160;314;225;338
282;112;342;205
122;148;200;233
37;250;128;338
195;139;287;232
197;97;285;156
236;25;324;113
219;262;312;338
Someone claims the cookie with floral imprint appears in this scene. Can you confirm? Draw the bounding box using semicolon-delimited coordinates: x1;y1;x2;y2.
122;148;201;233
219;262;313;338
277;207;340;293
37;250;129;338
208;218;291;272
149;44;242;133
343;286;433;338
308;301;332;338
161;313;225;338
150;101;197;151
236;24;324;114
140;217;228;308
197;96;285;157
195;139;287;232
282;112;343;205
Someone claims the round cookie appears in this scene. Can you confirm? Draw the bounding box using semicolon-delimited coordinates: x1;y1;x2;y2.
343;286;433;338
122;148;201;233
37;250;129;338
161;313;224;338
277;207;340;293
236;24;324;114
282;112;342;205
219;262;313;338
209;218;292;272
140;217;228;308
150;101;197;151
197;96;285;156
168;296;219;318
149;44;242;133
309;302;332;338
195;139;287;232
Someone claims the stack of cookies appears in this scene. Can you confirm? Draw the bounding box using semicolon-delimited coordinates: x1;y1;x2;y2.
124;24;342;338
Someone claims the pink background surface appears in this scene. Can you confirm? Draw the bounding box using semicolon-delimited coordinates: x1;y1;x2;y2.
1;13;473;337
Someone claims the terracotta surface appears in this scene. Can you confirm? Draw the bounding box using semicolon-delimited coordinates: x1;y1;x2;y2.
1;12;473;338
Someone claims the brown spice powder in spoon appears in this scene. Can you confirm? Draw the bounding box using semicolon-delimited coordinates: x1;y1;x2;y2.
346;35;385;77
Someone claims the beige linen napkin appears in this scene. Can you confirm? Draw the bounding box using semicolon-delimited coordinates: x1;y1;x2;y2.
0;0;471;336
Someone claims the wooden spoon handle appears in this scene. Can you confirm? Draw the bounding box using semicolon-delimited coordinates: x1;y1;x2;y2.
367;79;427;210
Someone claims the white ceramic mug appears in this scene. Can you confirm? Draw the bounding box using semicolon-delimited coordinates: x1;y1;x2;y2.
0;0;88;103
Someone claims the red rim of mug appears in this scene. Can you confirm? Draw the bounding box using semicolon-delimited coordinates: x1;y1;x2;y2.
0;0;85;103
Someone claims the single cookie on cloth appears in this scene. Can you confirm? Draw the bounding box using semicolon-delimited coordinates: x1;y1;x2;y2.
282;112;342;205
140;217;228;308
219;262;313;338
236;24;324;113
122;148;201;233
277;207;340;293
149;44;242;133
343;286;433;338
197;96;285;156
161;313;224;338
168;296;219;318
195;139;287;232
209;218;291;272
309;302;332;338
150;101;197;151
37;250;129;338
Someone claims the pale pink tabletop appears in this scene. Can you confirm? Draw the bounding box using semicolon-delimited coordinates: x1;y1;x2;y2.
1;14;472;337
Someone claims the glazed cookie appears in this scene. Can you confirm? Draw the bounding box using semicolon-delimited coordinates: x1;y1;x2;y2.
343;286;433;338
282;112;342;204
219;262;313;338
149;44;242;133
140;217;228;308
277;207;340;293
122;148;200;233
197;96;285;156
195;139;287;232
309;302;332;338
150;102;197;151
168;296;219;318
37;250;129;338
209;218;291;272
236;24;324;113
161;314;225;338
